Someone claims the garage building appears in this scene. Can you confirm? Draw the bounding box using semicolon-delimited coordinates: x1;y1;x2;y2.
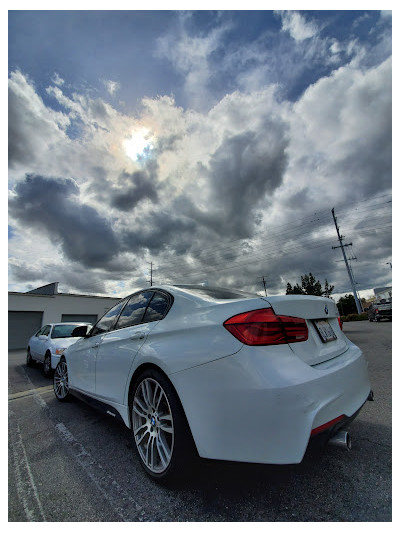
8;282;122;350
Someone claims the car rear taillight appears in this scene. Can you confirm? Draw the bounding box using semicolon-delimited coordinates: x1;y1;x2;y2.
223;308;308;346
338;316;343;330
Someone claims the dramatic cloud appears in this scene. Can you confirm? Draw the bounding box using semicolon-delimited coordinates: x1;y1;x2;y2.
287;56;392;204
9;174;120;267
109;169;159;211
156;14;232;110
8;11;392;299
8;71;70;169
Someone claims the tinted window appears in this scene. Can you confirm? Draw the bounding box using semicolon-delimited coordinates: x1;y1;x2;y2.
143;292;170;322
35;326;46;337
41;325;51;336
91;300;127;336
115;291;154;329
175;285;257;300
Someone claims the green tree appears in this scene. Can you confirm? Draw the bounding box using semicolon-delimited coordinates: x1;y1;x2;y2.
323;279;335;297
337;294;357;315
286;282;304;295
286;273;334;297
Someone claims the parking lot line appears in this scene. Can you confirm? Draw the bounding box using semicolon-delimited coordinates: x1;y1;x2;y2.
8;385;54;401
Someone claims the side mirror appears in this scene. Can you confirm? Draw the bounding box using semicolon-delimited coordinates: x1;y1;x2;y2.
72;325;90;337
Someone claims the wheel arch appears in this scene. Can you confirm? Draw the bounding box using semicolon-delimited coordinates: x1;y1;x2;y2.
127;362;173;422
126;363;198;452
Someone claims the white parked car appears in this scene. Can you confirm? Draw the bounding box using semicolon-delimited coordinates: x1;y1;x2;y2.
27;322;91;377
53;285;372;482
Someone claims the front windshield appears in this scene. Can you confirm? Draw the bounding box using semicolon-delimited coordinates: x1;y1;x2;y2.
51;324;86;339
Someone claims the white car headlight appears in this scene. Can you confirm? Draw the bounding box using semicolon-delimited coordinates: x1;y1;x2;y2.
55;348;66;355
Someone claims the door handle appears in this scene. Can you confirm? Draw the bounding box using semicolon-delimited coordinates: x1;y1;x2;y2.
130;333;145;340
93;342;100;348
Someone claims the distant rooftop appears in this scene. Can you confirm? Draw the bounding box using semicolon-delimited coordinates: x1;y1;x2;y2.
26;282;59;295
17;282;121;300
373;286;392;295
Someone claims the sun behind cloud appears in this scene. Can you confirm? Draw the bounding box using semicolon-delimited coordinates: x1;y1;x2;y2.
123;127;154;161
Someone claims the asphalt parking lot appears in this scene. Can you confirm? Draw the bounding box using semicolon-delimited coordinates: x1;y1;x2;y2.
8;320;391;522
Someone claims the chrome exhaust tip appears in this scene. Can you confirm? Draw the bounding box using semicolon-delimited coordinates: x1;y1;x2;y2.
328;430;352;450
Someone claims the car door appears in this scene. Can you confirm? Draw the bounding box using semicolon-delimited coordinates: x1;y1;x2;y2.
67;299;128;394
95;290;171;405
29;326;45;359
30;325;51;361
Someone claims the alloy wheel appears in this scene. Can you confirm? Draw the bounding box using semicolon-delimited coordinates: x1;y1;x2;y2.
53;361;69;400
43;354;51;376
132;378;174;474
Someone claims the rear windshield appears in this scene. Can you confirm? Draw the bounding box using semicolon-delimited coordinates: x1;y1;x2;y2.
51;324;84;338
174;285;258;300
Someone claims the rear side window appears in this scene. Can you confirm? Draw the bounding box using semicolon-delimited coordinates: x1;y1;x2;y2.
115;291;154;329
91;299;127;336
143;292;171;322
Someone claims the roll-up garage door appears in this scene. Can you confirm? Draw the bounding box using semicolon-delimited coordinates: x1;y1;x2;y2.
8;311;43;350
61;314;98;324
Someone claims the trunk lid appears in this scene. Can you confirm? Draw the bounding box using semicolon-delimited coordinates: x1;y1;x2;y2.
262;295;347;366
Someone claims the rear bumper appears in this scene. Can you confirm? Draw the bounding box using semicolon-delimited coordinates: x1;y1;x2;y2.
170;340;371;464
308;402;365;446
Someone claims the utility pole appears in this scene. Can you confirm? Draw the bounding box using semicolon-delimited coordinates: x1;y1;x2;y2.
261;276;267;297
332;208;363;314
147;262;153;287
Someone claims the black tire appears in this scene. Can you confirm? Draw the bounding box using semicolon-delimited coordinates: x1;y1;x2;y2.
43;352;52;378
26;348;34;367
53;359;70;402
130;368;196;483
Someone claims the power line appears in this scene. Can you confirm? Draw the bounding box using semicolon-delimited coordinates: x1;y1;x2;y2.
158;237;338;281
154;195;391;273
152;193;392;288
156;223;391;282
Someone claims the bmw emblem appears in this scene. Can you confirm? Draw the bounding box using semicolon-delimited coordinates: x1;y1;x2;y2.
324;305;329;315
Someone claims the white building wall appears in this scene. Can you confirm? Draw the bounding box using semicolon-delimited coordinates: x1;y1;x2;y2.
8;292;122;326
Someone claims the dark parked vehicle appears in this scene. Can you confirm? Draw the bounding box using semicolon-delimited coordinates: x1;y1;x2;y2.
367;301;392;322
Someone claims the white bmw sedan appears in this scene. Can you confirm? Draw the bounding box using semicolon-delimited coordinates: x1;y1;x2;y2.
27;322;91;377
53;285;371;482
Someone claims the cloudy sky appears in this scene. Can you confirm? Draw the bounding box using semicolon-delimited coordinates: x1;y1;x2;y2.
8;9;392;300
